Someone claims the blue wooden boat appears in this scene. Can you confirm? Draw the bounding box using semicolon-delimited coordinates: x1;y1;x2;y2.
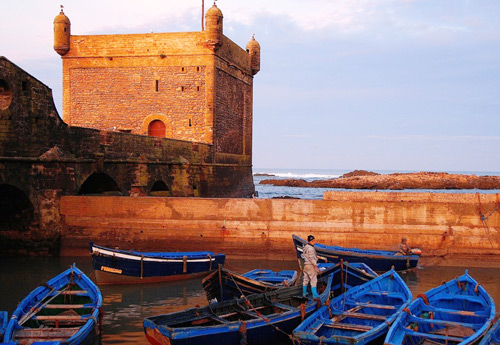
243;269;298;285
3;264;102;345
293;234;420;272
143;260;376;345
384;270;495;345
90;242;226;284
202;261;376;303
319;262;378;278
202;267;297;302
293;269;412;344
0;311;8;342
479;318;500;345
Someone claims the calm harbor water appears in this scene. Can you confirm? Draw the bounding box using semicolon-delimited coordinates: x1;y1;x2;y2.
1;256;500;345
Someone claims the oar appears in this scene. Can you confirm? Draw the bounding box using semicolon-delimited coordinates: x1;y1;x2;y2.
18;284;73;326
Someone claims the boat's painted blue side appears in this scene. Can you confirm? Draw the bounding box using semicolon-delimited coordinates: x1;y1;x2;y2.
3;264;102;345
202;261;376;303
385;270;495;345
90;242;225;284
479;318;500;345
293;235;419;272
144;274;335;345
144;260;378;345
242;269;297;286
0;311;8;342
293;269;412;345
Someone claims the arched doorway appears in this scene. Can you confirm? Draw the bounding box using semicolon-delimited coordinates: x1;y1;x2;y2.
0;184;35;232
148;120;166;137
79;173;121;195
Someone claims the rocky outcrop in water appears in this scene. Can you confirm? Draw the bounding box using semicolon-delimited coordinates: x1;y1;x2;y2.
260;171;500;190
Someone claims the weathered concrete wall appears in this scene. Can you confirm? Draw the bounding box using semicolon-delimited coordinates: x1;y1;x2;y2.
60;192;500;266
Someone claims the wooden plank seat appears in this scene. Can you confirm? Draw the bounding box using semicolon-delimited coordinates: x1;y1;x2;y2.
365;291;405;299
421;306;488;318
340;311;387;321
14;327;79;339
435;294;486;304
404;329;465;343
33;315;89;321
409;315;479;329
324;322;373;332
272;303;296;312
348;302;396;310
43;304;95;309
49;290;89;296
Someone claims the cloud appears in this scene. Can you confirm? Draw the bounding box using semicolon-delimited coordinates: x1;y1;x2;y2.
366;135;500;142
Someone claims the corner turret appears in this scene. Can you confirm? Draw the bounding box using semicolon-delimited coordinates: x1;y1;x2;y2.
205;3;223;50
53;6;71;56
246;35;260;75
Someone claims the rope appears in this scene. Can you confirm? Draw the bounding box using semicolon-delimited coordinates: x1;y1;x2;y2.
417;294;429;305
228;273;310;343
478;192;500;222
476;193;499;247
342;261;348;311
140;255;144;279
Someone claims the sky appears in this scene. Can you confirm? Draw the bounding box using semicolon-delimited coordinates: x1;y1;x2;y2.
1;0;500;173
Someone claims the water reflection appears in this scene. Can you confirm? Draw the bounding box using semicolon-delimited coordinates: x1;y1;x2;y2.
1;258;500;345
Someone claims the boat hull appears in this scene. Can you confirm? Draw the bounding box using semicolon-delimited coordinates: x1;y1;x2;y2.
144;262;377;345
90;242;225;284
3;264;102;345
202;267;297;302
202;262;376;303
384;270;495;345
479;319;500;345
293;270;412;345
293;235;419;272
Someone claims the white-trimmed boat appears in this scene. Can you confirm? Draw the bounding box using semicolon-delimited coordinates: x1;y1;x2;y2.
90;242;226;284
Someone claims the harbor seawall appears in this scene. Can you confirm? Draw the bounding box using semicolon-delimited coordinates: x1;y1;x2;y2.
60;192;500;266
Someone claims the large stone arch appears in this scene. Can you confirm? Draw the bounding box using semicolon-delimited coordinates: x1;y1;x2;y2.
78;172;122;195
0;184;36;232
141;114;172;138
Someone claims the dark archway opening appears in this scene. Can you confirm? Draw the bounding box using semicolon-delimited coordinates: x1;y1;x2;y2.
0;79;13;110
150;180;171;196
0;184;35;232
79;173;122;195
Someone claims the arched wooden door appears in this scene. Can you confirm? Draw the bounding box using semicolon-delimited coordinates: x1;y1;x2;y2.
148;120;166;137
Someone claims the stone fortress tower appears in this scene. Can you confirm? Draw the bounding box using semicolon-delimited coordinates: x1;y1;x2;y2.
54;3;260;160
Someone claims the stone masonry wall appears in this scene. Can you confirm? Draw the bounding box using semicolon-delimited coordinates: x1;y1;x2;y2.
60;192;500;266
0;56;254;255
69;66;207;141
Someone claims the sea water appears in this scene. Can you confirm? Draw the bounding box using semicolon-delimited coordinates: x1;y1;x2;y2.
254;168;500;199
1;169;500;344
1;257;500;345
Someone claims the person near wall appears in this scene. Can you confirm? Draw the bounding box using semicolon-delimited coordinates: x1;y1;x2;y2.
397;237;412;255
301;234;320;298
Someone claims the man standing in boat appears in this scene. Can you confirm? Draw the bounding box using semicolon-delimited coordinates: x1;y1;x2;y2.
302;235;320;299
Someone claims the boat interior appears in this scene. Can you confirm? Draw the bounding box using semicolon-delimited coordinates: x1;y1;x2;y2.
12;284;97;344
309;289;407;340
